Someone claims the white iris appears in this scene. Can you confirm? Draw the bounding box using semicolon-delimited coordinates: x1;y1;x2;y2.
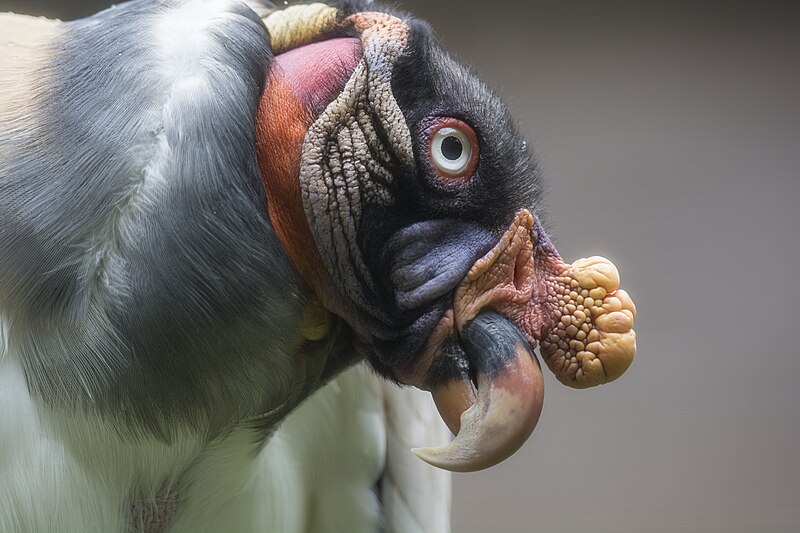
431;127;471;175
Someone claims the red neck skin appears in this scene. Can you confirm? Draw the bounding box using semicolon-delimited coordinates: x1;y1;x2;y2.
254;38;362;313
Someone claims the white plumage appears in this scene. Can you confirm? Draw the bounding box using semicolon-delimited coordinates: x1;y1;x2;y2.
1;318;450;532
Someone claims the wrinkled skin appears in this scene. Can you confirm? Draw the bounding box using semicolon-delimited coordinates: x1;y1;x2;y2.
256;1;637;471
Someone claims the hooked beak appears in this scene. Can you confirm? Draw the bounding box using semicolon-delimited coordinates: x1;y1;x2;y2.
411;209;637;472
416;311;544;472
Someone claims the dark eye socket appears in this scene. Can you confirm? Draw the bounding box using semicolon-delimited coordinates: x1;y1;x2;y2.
425;117;480;183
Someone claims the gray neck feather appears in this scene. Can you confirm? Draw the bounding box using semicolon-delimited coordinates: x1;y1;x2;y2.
0;0;324;439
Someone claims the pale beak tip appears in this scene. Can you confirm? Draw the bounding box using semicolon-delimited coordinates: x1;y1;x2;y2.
410;446;435;464
410;445;481;473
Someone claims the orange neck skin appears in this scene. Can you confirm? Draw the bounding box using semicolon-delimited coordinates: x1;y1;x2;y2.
254;69;332;301
255;70;374;357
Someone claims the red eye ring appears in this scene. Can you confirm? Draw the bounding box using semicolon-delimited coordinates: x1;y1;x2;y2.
425;117;480;183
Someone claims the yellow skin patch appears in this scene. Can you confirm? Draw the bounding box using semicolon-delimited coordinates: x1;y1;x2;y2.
540;257;637;388
263;3;339;54
299;297;332;342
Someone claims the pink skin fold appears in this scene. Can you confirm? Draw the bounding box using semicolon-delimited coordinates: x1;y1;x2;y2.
272;37;363;113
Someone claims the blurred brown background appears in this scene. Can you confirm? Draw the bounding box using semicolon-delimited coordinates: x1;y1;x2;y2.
3;1;799;531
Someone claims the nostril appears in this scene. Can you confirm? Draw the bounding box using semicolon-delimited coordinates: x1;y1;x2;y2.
513;249;528;292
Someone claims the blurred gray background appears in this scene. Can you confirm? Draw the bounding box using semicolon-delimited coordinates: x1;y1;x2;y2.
3;1;798;531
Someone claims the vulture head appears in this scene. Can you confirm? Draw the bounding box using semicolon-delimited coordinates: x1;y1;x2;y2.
255;2;637;472
0;0;635;478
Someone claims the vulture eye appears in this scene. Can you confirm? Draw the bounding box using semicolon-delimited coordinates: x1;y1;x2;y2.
427;118;479;182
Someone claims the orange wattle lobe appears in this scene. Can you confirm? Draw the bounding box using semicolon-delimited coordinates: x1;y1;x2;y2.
254;70;324;294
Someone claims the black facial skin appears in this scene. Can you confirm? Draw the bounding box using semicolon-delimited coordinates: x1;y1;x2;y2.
344;11;546;381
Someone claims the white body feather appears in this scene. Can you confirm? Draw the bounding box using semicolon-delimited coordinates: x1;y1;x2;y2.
0;317;450;532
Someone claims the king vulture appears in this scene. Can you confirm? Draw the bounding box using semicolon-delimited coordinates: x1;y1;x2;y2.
0;1;637;531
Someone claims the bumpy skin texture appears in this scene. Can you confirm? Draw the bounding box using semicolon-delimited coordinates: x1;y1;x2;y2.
539;257;636;388
453;210;636;389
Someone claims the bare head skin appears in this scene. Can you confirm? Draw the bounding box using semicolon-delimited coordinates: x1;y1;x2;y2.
0;0;635;473
257;2;637;471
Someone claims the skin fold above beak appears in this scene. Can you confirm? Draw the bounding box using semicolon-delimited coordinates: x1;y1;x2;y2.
414;209;637;472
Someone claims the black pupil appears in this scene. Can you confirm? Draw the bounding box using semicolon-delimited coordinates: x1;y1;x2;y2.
441;135;464;161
